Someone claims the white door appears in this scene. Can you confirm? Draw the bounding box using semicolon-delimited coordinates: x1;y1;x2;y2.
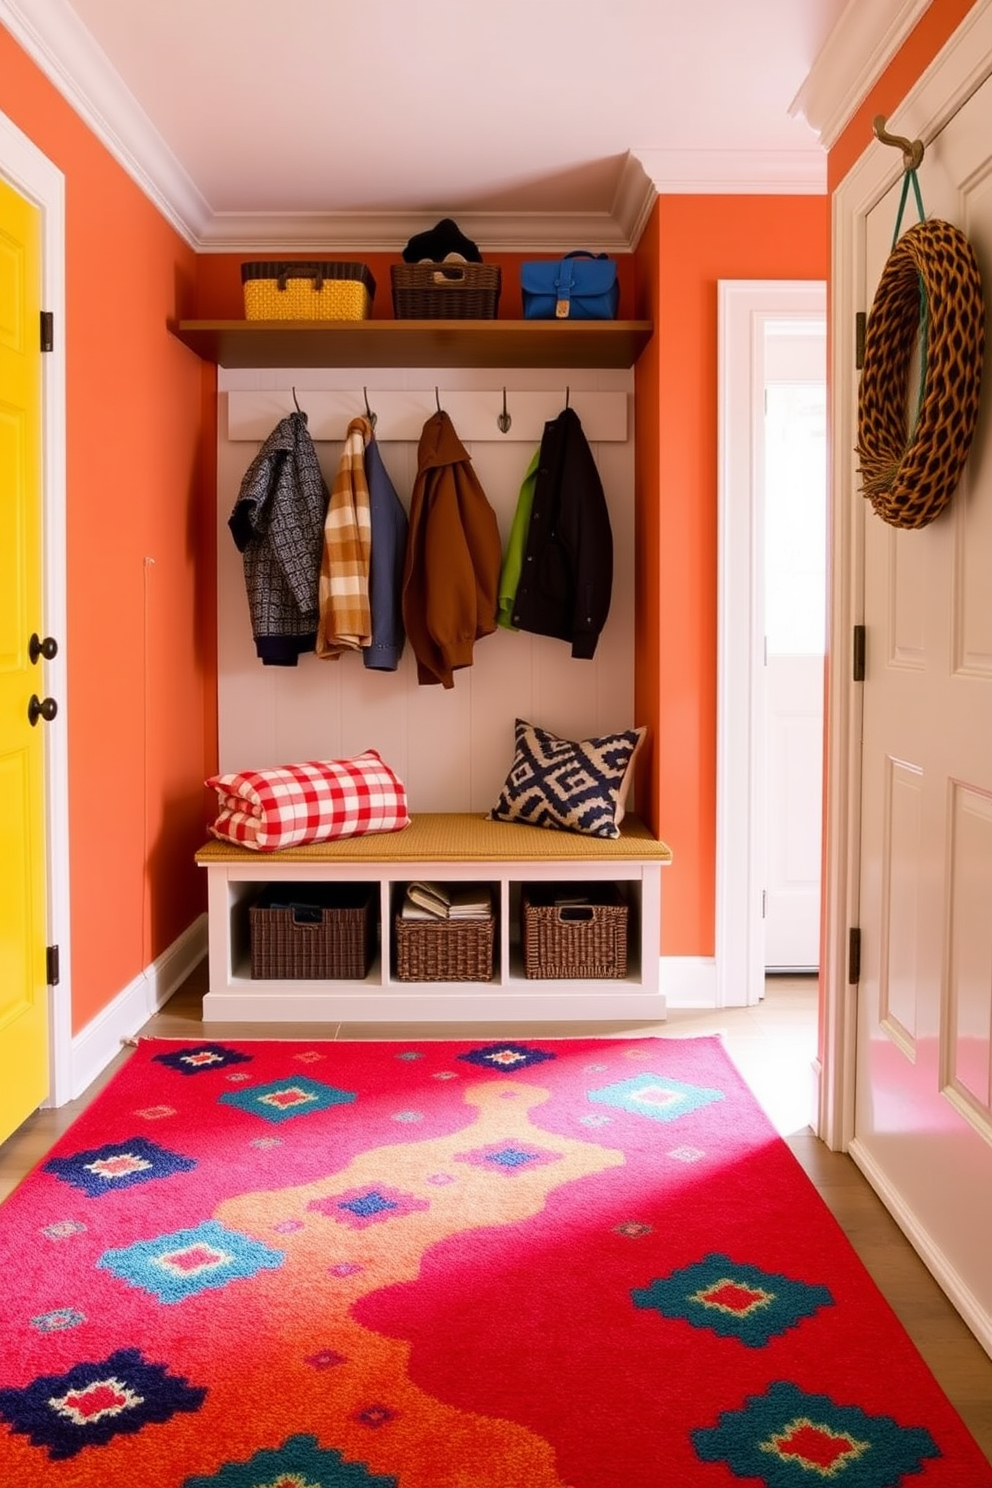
855;75;992;1341
717;282;825;1008
763;345;826;971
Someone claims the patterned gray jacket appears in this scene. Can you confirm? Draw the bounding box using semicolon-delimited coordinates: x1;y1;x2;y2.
229;412;329;665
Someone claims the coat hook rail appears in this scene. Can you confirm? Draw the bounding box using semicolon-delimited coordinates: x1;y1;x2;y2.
226;388;630;444
873;114;924;171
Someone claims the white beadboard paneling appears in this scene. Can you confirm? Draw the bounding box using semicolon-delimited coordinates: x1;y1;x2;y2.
337;660;410;765
404;671;474;809
217;366;636;810
271;663;342;765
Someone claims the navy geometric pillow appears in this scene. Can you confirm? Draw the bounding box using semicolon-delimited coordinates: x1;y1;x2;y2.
490;718;645;839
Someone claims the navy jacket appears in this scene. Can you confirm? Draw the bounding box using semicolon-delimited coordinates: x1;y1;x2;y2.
363;436;409;671
509;406;613;659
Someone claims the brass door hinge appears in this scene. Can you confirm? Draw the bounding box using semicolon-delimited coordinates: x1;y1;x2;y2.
848;927;861;984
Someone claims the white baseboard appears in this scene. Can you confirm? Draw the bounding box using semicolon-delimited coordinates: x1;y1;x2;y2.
661;956;719;1008
848;1138;992;1359
69;915;208;1101
810;1056;823;1141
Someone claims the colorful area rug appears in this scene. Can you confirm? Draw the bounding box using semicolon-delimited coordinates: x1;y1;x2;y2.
1;1035;989;1488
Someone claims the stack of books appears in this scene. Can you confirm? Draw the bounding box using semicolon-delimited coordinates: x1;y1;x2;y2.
401;881;492;920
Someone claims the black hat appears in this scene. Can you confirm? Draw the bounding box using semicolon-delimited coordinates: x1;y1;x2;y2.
402;218;482;264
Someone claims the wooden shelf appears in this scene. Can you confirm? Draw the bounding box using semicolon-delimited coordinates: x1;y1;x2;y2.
171;318;653;369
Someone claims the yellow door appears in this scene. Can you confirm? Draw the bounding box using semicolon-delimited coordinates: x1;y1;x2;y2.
0;173;49;1143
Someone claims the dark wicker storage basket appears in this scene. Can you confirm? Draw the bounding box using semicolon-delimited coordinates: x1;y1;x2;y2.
522;885;628;979
390;262;501;319
250;883;376;979
394;914;495;981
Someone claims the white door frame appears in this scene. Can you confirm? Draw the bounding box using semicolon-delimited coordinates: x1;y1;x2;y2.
0;108;72;1107
823;0;992;1152
716;280;826;1011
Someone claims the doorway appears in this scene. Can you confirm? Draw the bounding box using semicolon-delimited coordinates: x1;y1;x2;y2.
763;330;827;971
716;280;827;1009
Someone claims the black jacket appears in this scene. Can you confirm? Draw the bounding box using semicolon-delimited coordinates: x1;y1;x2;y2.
509;406;613;658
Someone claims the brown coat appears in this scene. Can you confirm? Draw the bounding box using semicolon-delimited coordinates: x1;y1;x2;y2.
401;411;503;688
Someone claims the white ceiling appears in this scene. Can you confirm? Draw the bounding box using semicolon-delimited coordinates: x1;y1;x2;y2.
0;0;932;249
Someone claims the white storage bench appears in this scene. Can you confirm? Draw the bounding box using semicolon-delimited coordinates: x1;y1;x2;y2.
196;813;672;1023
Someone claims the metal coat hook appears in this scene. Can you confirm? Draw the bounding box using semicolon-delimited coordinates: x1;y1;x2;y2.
873;114;924;172
363;387;377;431
497;387;512;434
565;385;570;410
291;386;303;414
435;386;442;413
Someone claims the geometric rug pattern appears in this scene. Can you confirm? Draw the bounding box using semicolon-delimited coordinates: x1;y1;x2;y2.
0;1034;989;1486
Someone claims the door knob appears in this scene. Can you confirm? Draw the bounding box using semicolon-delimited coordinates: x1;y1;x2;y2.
28;694;58;726
29;633;58;664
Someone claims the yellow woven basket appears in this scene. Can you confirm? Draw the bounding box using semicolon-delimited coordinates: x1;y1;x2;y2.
241;261;376;321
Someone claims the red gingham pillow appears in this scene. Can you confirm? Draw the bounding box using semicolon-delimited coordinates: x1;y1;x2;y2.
205;751;410;851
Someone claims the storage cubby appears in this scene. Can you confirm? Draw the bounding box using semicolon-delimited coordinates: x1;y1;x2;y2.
196;816;670;1022
249;882;378;981
518;882;631;981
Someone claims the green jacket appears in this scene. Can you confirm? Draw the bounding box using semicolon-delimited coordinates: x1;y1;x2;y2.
497;447;541;630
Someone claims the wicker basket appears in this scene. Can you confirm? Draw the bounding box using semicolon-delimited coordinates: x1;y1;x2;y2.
522;885;628;980
250;883;376;979
394;914;495;982
241;261;375;321
390;262;501;319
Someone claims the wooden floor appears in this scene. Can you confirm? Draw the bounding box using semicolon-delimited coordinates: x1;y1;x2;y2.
2;969;990;1463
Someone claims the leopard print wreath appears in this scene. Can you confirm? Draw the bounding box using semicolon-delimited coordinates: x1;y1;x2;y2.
856;217;985;529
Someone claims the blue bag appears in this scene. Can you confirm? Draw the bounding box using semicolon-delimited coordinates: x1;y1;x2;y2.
520;251;619;320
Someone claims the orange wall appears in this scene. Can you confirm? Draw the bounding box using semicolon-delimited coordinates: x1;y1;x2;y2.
635;195;829;956
0;26;215;1032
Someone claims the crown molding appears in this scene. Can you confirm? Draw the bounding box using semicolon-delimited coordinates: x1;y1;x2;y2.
0;0;209;244
611;152;658;249
195;206;643;255
790;0;934;149
188;151;660;253
632;148;826;195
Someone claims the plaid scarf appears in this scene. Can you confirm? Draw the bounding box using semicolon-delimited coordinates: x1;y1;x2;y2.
316;416;373;658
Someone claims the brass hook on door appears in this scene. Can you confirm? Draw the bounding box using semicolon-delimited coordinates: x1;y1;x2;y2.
873;115;925;172
497;387;511;434
363;386;377;431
